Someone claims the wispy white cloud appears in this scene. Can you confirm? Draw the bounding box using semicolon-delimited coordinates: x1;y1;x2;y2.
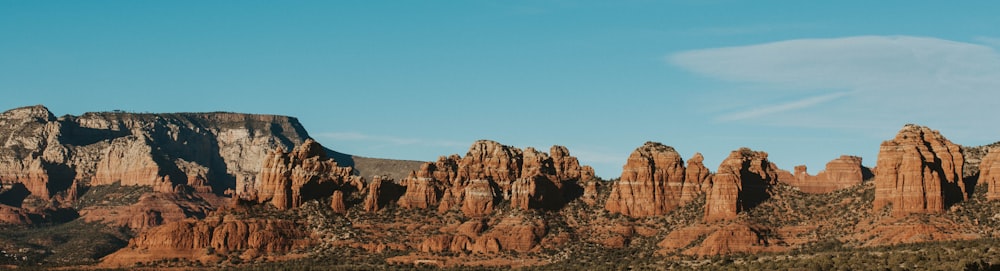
668;35;1000;139
717;92;849;121
315;132;466;148
671;36;1000;89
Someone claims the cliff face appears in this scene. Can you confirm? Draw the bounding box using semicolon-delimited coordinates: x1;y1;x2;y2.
0;105;311;212
873;125;966;216
605;142;710;218
0;105;69;201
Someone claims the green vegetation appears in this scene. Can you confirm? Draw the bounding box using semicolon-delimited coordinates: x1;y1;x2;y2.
0;220;130;266
75;182;153;208
12;176;1000;270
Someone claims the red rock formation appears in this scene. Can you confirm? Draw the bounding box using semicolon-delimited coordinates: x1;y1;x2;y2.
450;235;474;252
474;216;547;253
606;142;709;218
415;216;544;254
330;190;346;214
410;140;592;215
981;148;1000;200
784;155;865;194
429;155;460;185
247;139;354;210
102;214;310;266
606;142;685;217
581;179;599;206
550;145;593;182
704;148;782;222
460;179;497;217
509;177;536;210
457;219;486;237
420;235;453;253
472;237;502;254
398;164;443;209
456;140;523;188
873;125;965;216
507;148;560;210
0;204;33;224
682;152;712;203
363;176;398;212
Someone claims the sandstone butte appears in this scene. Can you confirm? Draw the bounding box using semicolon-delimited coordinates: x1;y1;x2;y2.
397;140;594;217
873;124;967;216
784;155;867;194
604;142;711;218
704;147;784;223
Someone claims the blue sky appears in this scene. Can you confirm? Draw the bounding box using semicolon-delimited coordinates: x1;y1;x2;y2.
3;1;999;178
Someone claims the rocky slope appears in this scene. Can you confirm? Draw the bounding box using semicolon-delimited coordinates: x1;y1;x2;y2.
5;105;1000;269
100;213;312;266
0;105;421;266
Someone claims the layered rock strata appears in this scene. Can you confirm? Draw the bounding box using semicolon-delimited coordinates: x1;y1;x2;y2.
605;142;711;217
244;139;356;210
873;125;966;216
0;105;312;211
